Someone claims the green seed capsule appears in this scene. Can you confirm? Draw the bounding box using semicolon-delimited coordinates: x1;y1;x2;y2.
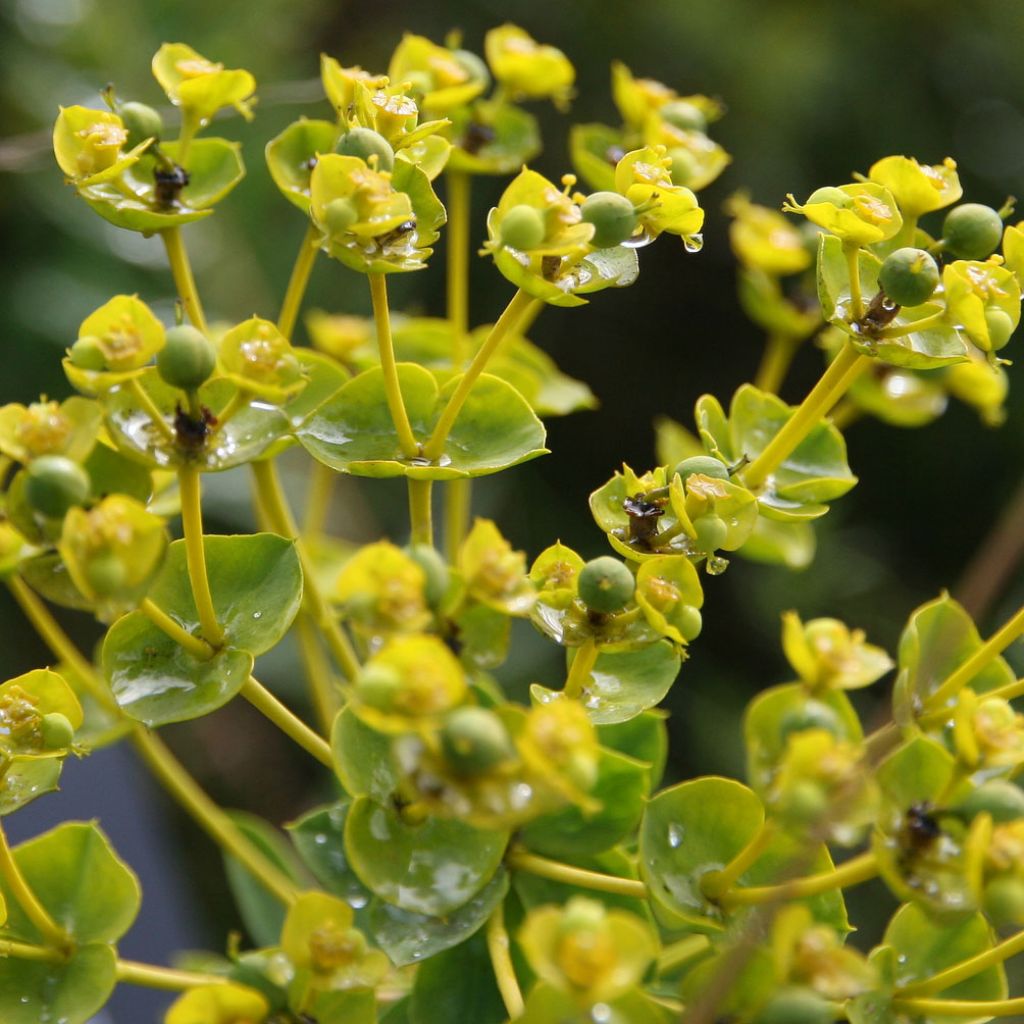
659;99;707;133
119;101;164;147
500;204;547;251
878;247;940;307
558;897;606;936
943;203;1004;260
323;197;359;236
337;127;395;172
68;337;107;371
406;544;449;607
984;874;1024;928
672;455;730;486
440;706;513;776
677;604;703;642
667;147;700;187
577;556;635;614
755;988;833;1024
357;664;404;711
452;49;491;90
40;712;74;750
157;324;217;391
985;307;1015;351
84;550;127;596
778;780;829;826
25;456;90;518
580;191;638;249
806;186;852;208
779;701;842;742
956;779;1024;823
692;514;728;553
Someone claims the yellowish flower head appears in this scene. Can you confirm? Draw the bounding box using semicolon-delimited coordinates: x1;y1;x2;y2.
868;155;961;218
310;154;415;242
459;518;535;615
726;193;811;276
335;540;430;635
484;24;575;109
53;106;150;185
165;983;268;1024
152;43;256;126
218;317;306;404
321;55;388;117
388;34;487;115
784;182;902;246
613;147;704;246
942;259;1021;353
781;611;893;691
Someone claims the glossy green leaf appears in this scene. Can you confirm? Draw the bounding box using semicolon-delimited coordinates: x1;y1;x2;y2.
311;989;379;1024
447;102;540;176
0;943;116;1024
288;800;372;909
453;602;510;670
266;117;337;210
531;640;681;725
1;822;139;944
331;705;400;802
84;441;152;504
19;554;92;612
345;796;508;916
144;534;303;656
223;811;308;948
409;931;506;1024
875;734;954;809
80;138;244;233
519;747;649;857
0;757;62;816
597;711;668;791
298;363;547;480
569;122;622;192
103;610;253;726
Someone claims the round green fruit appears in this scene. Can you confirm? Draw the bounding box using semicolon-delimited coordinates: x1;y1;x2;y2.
878;247;940;307
986;306;1016;351
120;101;163;147
580;191;638;248
956;779;1024;823
40;712;75;750
337;127;395;172
667;147;700;187
500;204;547;251
778;780;829;826
692;514;728;553
25;456;90;519
68;337;107;371
440;706;513;776
84;550;128;596
984;874;1024;928
406;544;449;607
323;197;359;236
676;604;703;642
943;203;1004;260
755;988;833;1024
577;556;635;614
806;186;852;208
357;664;404;711
659;99;707;132
672;455;729;486
157;324;217;391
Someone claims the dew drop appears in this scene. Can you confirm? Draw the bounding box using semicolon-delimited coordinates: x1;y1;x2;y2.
252;611;262;620
668;822;685;848
684;233;704;253
313;833;327;846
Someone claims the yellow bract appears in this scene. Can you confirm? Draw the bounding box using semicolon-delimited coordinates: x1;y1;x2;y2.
79;295;166;373
152;43;256;127
218;317;306;403
518;697;599;801
0;670;83;755
164;983;268;1024
868;155;961;218
610;62;674;129
781;612;893;691
785;183;902;246
942;259;1021;353
727;194;811;276
310;154;414;242
484;24;575;109
1002;221;1024;281
321;55;388;117
0;397;99;465
52;106;150;185
459;518;535;615
488;168;594;257
613;147;704;245
954;690;1024;771
335;540;430;635
388;33;487;115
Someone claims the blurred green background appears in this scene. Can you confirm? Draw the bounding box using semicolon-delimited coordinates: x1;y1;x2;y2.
3;0;1024;1018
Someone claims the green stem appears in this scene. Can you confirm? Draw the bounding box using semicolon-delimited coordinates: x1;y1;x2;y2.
701;820;775;900
507;848;647;899
128;378;176;444
753;333;801;395
239;676;333;769
116;958;230;991
719;850;878;908
140;598;214;661
0;937;64;964
892;996;1024;1017
446;169;471;366
177;466;225;647
880;311;946;339
845;241;864;320
742;341;868;490
294;614;338;736
0;818;71;951
250;459;360;684
486;901;524;1020
368;272;419;460
422;288;537;463
924;602;1024;712
564;639;599;700
278;222;320;341
303;460;335;536
897;922;1024;997
444;480;471;564
162;227;207;333
657;934;712;976
408;478;433;547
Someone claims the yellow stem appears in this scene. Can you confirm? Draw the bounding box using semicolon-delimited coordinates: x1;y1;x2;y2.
250;459;360;684
657;934;711;976
924;603;1024;712
0;937;64;963
116;958;229;991
422;288;537;463
720;850;877;908
845;242;863;320
162;227;207;333
131;730;298;905
893;995;1024;1017
444;480;471;564
507;849;647;899
897;922;1024;997
408;478;433;547
294;614;338;736
140;598;214;661
303;460;335;536
564;640;599;700
701;821;775;900
753;333;801;395
368;272;419;460
486;901;524;1020
742;341;868;490
0;818;70;951
446;169;471;366
128;378;176;444
240;676;333;769
881;311;946;339
278;222;320;341
177;466;225;647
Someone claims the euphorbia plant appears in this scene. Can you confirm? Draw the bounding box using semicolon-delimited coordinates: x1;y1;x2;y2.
4;23;1024;1024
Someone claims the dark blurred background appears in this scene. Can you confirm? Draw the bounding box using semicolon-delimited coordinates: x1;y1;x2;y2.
3;0;1024;1019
